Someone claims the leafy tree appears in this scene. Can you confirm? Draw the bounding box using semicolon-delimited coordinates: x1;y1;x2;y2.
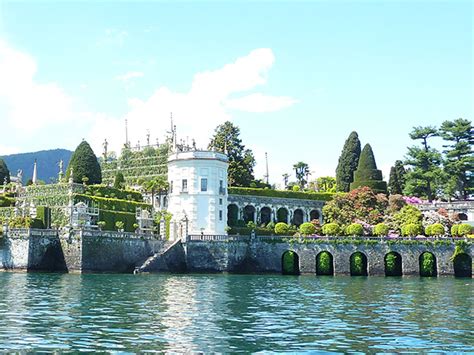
293;161;309;188
208;121;255;187
142;176;169;207
336;131;361;192
350;144;387;194
0;159;10;185
438;118;473;199
388;160;406;195
310;176;336;192
404;126;442;201
66;141;102;184
113;172;125;189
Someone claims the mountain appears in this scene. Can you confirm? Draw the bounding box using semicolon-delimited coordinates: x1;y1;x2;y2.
1;149;73;184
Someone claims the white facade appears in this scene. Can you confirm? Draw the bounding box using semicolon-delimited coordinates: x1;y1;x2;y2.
167;150;229;239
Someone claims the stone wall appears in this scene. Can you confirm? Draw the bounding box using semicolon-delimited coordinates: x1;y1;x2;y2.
186;238;473;276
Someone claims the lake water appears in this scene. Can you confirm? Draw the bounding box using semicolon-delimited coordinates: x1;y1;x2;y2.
0;272;471;352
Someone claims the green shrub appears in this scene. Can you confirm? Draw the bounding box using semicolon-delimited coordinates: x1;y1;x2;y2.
427;223;445;236
292;185;300;192
266;221;276;231
401;223;423;237
99;210;137;232
322;223;340;236
373;223;389;236
247;221;257;229
316;251;333;275
228;187;334;202
299;222;316;236
420;252;437;277
275;222;289;235
97;221;106;229
36;206;51;229
457;224;473;237
425;225;432;236
115;221;125;231
451;224;459;237
345;223;364;236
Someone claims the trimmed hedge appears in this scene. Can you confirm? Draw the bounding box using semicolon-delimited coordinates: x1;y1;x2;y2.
457;224;473;237
401;223;423;237
322;223;341;236
98;210;137;232
299;222;316;236
0;195;15;207
75;194;151;213
373;223;389;236
345;223;364;236
275;222;289;235
228;187;334;201
85;185;143;202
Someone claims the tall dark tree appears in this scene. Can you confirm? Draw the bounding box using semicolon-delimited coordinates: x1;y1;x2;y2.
388;160;406;195
350;144;387;193
113;171;126;189
0;159;10;185
439;118;473;199
66;141;102;185
404;126;442;201
336;131;361;192
208;121;255;187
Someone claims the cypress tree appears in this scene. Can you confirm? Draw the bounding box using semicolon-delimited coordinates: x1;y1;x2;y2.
113;171;125;189
350;143;387;193
388;160;406;195
336;131;361;192
66;141;102;185
0;159;10;185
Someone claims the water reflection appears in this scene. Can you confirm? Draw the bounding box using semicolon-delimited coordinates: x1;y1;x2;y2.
0;273;471;352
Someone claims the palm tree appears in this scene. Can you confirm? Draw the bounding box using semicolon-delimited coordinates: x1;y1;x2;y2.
142;176;169;208
293;162;310;188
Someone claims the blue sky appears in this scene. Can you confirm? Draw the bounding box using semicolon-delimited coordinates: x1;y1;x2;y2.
0;0;472;187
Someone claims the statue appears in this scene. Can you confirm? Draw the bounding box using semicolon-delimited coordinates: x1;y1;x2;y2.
192;139;196;150
102;139;108;160
69;167;74;184
16;169;23;186
58;160;64;182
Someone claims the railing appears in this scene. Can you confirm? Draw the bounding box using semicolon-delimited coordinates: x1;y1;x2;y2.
417;201;474;211
80;228;159;240
185;233;471;243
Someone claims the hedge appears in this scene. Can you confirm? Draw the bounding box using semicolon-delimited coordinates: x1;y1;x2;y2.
85;185;143;202
299;222;316;236
75;194;151;213
228;187;334;201
98;210;137;232
0;195;15;207
36;206;51;229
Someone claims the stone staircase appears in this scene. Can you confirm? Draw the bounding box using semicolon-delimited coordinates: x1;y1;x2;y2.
134;239;185;273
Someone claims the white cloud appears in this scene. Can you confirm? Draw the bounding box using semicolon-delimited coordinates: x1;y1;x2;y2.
99;29;128;47
88;48;298;155
116;71;144;82
0;39;78;131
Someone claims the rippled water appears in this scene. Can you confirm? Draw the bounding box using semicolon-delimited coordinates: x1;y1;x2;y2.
0;273;471;352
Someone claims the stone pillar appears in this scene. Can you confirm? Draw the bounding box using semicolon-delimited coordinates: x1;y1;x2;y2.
256;207;260;224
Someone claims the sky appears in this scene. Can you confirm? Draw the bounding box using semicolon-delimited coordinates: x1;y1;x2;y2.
0;0;472;188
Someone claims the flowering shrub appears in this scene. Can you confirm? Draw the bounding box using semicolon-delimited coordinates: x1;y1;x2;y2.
403;196;424;204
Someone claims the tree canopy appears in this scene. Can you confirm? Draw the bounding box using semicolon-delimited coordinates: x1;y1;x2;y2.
208;121;256;187
404;126;442;201
66;141;102;185
438;118;473;199
293;161;310;188
0;159;10;185
388;160;406;195
336;131;361;192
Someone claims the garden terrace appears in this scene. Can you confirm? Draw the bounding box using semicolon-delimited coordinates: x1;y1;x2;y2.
101;144;169;185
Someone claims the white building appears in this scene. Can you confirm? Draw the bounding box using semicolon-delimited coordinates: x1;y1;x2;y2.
167;149;229;240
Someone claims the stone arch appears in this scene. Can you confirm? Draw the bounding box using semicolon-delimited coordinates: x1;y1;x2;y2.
419;252;437;277
282;250;300;275
260;206;272;225
276;207;289;223
384;251;402;276
453;253;472;277
293;209;304;227
227;204;239;226
457;213;468;221
310;209;320;221
350;251;368;276
316;251;334;276
243;205;256;224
